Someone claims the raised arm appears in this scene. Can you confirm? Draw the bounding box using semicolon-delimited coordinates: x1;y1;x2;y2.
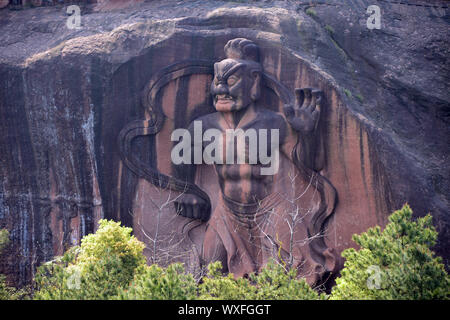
281;88;322;169
283;88;321;133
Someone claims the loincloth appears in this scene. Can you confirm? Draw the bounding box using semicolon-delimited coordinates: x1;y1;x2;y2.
204;192;282;277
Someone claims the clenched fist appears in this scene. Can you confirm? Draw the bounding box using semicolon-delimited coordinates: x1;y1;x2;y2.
174;193;210;222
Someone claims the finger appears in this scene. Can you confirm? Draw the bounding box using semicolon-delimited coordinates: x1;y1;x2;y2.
302;88;312;109
294;88;304;109
283;105;295;119
202;212;209;222
191;204;198;219
185;204;193;219
312;109;320;123
314;90;323;107
178;203;186;217
313;102;321;116
308;90;320;112
193;206;203;220
201;204;210;221
192;207;198;220
174;202;182;215
311;90;322;109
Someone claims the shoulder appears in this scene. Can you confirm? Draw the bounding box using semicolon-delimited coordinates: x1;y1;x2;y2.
254;108;289;141
196;112;220;123
257;108;287;126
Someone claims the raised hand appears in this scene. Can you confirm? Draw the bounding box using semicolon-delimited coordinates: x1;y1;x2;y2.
284;88;322;133
174;193;210;222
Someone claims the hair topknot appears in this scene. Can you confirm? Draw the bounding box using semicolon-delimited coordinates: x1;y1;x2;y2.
224;38;260;62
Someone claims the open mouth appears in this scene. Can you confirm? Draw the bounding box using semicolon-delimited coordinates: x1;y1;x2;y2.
215;94;234;103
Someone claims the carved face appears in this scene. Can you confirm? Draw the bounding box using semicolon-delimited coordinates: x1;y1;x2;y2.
211;59;261;112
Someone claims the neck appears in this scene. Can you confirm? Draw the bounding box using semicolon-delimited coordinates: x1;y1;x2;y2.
222;103;254;128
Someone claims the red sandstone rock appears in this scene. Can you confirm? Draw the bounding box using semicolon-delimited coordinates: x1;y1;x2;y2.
0;1;448;287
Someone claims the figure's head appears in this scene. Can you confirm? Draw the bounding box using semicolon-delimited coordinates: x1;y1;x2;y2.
211;38;262;112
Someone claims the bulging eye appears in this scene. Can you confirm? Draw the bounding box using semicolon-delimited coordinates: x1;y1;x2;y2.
227;76;238;86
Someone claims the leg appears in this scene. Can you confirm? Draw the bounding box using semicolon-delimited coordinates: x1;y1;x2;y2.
202;225;228;273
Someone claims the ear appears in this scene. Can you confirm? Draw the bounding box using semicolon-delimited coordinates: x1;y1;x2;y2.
211;63;218;92
250;71;261;101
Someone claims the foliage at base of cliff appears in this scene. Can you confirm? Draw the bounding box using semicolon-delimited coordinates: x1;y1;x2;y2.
0;229;30;300
31;219;324;300
330;204;449;300
197;261;325;300
115;259;324;300
115;263;198;300
33;220;146;300
29;204;449;300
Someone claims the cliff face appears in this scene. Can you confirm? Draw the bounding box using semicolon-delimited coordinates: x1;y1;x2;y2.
0;0;448;286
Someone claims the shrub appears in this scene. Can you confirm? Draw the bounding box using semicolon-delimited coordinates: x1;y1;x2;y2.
343;88;352;98
306;8;317;18
331;204;449;300
0;229;9;252
34;219;146;300
198;262;258;300
116;263;197;300
355;93;364;103
0;229;29;300
325;25;335;34
251;261;326;300
198;260;325;300
32;205;448;300
75;219;146;288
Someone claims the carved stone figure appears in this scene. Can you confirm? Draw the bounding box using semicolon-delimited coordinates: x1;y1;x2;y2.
0;0;9;9
119;38;338;284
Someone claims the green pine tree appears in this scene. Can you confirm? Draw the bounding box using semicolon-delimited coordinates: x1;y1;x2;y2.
115;263;197;300
331;204;449;300
0;229;29;300
198;260;325;300
34;219;146;300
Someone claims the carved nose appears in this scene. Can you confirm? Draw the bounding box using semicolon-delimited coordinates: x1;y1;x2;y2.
214;83;228;95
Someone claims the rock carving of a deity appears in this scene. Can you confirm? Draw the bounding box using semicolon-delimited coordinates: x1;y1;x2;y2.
119;38;338;285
